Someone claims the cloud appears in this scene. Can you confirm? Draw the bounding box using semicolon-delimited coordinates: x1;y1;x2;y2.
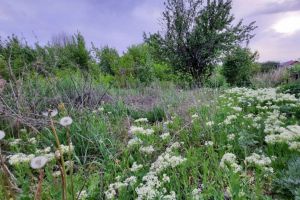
0;0;298;61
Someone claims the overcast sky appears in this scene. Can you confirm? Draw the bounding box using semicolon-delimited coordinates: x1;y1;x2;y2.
0;0;299;62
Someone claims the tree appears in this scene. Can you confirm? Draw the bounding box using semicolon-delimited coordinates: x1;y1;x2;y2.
94;46;119;75
145;0;256;83
222;47;258;86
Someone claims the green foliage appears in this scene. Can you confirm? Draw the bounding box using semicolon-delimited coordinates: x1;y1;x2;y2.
146;0;256;82
204;66;228;88
279;80;300;98
260;61;279;72
118;44;154;86
94;45;119;75
276;157;300;198
222;47;259;86
0;35;36;79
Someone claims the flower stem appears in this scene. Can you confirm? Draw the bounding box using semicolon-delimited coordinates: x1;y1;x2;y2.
50;118;67;200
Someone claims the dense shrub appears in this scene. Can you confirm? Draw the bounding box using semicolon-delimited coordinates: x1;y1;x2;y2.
94;46;119;75
204;66;228;88
117;44;154;86
222;47;259;86
0;35;36;79
279;80;300;98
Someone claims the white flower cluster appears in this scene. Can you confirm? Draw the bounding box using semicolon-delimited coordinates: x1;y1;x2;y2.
105;176;138;199
224;115;237;125
135;118;149;123
130;162;143;172
129;126;154;136
7;153;35;165
60;144;75;154
265;125;300;144
135;142;186;199
140;145;155;154
220;153;242;173
245;153;273;174
127;137;143;147
227;134;235;141
225;88;299;103
206;121;214;126
232;107;242;112
9;138;22;146
192;188;202;200
160;132;170;140
204;141;213;146
245;153;272;167
288;141;300;152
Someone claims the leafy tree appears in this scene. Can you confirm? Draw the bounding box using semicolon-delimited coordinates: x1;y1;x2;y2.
145;0;256;83
118;44;154;85
222;47;258;86
94;46;119;75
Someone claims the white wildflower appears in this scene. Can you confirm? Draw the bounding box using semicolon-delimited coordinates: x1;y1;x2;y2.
8;153;35;166
134;118;148;123
127;137;143;147
162;174;170;183
140;145;155;154
28;137;37;144
245;153;271;167
192;114;199;119
130;162;143;172
204;141;213;146
0;130;5;140
124;176;137;186
160;132;170;140
206;121;214;126
220;153;241;173
59;116;73;126
30;156;48;169
227;134;235;141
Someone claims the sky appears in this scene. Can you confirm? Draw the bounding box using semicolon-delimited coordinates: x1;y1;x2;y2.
0;0;299;62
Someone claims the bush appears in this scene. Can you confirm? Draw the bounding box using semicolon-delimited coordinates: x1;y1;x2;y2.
204;66;228;88
279;80;300;98
117;44;154;86
275;157;300;198
0;35;36;79
94;46;119;75
222;47;259;86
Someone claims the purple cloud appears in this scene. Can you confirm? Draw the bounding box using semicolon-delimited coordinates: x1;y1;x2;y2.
0;0;299;61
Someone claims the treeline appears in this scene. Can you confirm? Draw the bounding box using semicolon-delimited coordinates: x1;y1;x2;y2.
0;0;289;88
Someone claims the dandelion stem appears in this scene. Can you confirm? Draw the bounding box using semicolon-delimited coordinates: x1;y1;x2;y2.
66;127;75;200
50;117;67;200
34;169;45;200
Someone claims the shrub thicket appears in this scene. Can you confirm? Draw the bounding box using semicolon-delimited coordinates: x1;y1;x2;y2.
222;47;259;86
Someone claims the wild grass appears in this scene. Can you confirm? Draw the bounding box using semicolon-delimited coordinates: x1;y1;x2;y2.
0;74;300;199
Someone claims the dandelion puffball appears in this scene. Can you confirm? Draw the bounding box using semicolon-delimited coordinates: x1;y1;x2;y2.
30;156;48;169
59;116;73;126
0;130;5;140
42;109;58;117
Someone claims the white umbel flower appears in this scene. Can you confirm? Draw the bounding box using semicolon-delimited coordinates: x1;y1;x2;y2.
60;116;73;126
30;156;48;169
0;130;5;140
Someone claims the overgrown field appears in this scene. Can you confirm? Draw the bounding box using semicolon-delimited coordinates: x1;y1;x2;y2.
0;82;300;199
